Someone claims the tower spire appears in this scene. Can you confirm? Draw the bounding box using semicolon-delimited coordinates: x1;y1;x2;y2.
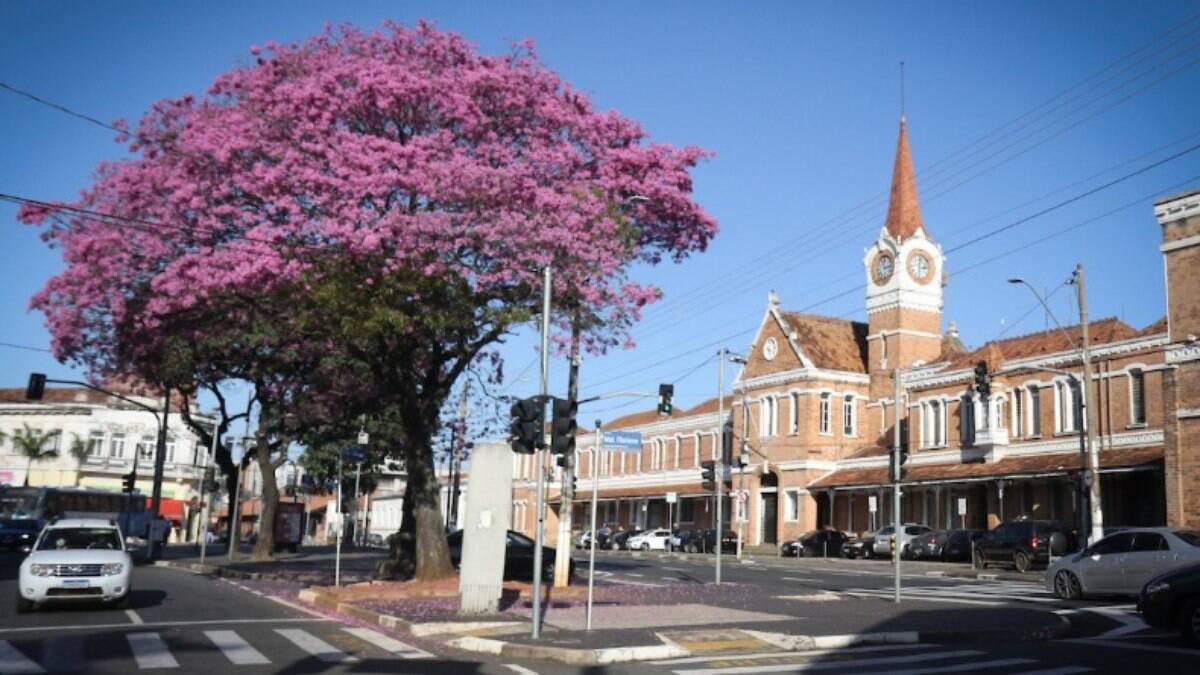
883;116;924;241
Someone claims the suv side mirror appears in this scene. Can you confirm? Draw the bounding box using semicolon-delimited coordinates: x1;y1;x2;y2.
19;545;31;554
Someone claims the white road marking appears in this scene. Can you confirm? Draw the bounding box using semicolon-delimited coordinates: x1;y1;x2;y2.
0;617;329;636
653;644;934;664
0;640;45;674
868;658;1035;674
671;649;984;674
265;594;331;618
625;573;645;577
842;590;1005;606
503;664;540;675
1012;667;1093;675
665;567;687;571
275;628;358;663
205;630;271;665
125;609;145;624
127;632;180;669
782;576;817;582
1086;606;1149;638
342;627;433;659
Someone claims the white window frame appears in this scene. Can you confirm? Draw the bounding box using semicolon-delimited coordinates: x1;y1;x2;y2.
819;393;832;435
1027;383;1043;437
789;391;801;435
1127;365;1147;426
1054;378;1077;433
86;431;105;457
784;489;801;522
693;432;702;467
842;394;857;437
1011;387;1023;438
673;435;682;468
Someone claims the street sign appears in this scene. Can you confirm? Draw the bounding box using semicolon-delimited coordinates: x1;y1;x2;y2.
340;446;368;464
601;430;643;453
869;495;877;513
737;490;748;503
957;497;967;516
665;491;677;504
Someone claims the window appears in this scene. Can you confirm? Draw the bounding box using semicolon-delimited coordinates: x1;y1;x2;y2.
842;395;856;436
680;498;695;523
673;436;682;468
735;493;748;522
165;437;177;464
1131;532;1167;552
138;436;155;460
760;397;778;438
1012;388;1024;438
790;392;801;435
1055;380;1078;433
109;434;126;459
87;431;105;457
742;404;751;443
959;395;975;446
693;432;702;466
785;490;800;521
819;393;832;434
1130;368;1146;425
1091;532;1136;555
1029;385;1042;436
922;400;945;448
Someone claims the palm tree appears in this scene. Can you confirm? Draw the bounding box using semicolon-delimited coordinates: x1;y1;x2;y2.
13;424;61;487
68;433;91;487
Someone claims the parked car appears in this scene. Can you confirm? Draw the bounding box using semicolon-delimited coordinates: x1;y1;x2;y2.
1139;560;1200;645
701;529;738;553
611;529;642;550
940;529;986;562
783;530;848;558
1048;528;1200;600
445;529;575;582
974;519;1074;573
869;524;933;558
907;530;950;560
0;518;42;551
670;529;700;552
626;528;673;551
17;518;132;613
841;535;872;559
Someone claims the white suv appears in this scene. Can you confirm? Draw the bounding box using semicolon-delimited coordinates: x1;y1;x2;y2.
17;518;132;613
627;529;672;551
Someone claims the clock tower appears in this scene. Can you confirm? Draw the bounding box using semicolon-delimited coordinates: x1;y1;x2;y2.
863;117;945;402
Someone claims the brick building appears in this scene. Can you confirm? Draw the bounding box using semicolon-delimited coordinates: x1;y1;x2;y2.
512;118;1200;550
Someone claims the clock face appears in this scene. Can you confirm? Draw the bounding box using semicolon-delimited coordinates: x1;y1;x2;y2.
763;337;778;361
908;252;933;283
874;255;894;283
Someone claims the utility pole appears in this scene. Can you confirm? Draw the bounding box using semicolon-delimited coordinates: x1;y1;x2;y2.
554;316;582;588
892;368;902;603
715;347;726;585
148;388;170;558
449;379;470;529
586;420;601;631
531;265;551;639
1074;264;1104;545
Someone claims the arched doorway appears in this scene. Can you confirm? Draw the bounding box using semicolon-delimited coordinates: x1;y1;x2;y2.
759;471;779;545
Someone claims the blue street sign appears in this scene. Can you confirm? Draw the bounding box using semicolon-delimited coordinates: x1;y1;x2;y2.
340;446;367;464
602;430;643;453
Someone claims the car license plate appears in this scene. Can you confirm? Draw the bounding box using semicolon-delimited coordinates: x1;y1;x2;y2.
61;579;89;589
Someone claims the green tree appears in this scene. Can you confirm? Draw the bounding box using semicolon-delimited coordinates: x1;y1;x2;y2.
68;433;91;487
13;424;61;487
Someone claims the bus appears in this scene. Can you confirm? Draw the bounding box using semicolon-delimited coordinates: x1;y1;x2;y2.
0;486;161;544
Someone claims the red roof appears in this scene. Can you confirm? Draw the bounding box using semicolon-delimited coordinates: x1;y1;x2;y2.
779;312;870;373
883;117;924;241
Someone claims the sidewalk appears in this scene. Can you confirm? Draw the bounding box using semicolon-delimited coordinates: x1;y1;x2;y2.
153;543;387;585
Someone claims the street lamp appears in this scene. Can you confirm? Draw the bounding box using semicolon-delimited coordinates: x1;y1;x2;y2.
1007;269;1104;546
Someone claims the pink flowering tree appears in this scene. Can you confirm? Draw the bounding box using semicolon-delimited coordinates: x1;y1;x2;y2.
22;22;716;578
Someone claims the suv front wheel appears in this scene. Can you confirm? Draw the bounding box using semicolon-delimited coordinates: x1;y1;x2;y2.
1013;550;1032;573
973;548;986;569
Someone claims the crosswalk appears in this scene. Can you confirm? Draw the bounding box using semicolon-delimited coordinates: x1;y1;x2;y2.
653;643;1093;674
0;625;433;672
839;579;1063;606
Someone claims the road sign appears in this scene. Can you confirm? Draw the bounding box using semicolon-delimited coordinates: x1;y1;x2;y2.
340;446;368;464
957;497;967;516
602;430;643;452
869;495;877;513
737;490;748;504
665;491;677;504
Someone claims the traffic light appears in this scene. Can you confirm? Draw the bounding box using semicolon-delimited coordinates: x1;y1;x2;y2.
891;445;910;482
26;373;46;401
973;361;990;399
890;533;897;557
509;397;543;454
701;460;716;491
657;383;674;417
550;396;577;456
122;471;137;494
202;466;220;493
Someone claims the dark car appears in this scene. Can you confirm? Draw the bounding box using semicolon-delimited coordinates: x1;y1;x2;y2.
974;519;1074;573
783;530;848;558
0;519;42;551
611;529;642;550
446;529;575;582
940;529;985;562
701;529;737;553
907;530;950;560
671;529;701;552
1139;561;1200;645
841;535;873;559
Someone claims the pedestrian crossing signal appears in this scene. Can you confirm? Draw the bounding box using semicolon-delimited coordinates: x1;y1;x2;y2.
658;383;674;416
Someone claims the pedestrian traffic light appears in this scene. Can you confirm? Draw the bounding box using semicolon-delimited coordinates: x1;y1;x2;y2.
891;445;910;482
122;471;137;494
701;460;716;491
25;373;46;401
550;396;577;456
509;397;543;454
657;383;674;416
973;361;990;399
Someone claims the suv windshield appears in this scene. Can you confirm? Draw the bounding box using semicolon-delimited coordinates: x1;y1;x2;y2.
37;527;122;551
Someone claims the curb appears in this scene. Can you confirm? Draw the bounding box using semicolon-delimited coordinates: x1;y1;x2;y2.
153;559;353;585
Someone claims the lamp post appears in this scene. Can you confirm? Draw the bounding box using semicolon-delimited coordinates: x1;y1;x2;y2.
1008;271;1103;545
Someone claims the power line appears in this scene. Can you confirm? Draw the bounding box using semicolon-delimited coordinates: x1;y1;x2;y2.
0;340;52;353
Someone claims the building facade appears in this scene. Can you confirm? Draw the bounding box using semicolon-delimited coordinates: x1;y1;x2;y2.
512;119;1200;550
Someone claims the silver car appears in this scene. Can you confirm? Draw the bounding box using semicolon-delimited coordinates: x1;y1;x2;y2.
870;523;933;558
1047;527;1200;599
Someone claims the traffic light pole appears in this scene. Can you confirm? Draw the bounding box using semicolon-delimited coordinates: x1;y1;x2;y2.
148;389;171;559
892;368;902;603
531;265;551;640
1074;264;1104;546
715;347;725;586
586;421;601;631
199;415;220;567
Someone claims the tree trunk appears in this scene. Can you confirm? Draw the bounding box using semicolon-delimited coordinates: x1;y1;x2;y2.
251;434;281;561
403;434;454;581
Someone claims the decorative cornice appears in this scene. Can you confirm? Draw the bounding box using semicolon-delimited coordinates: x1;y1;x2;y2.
771;459;838;472
1161;233;1200;253
867;329;942;341
1178;409;1200;419
1155;190;1200;225
1167;344;1200;364
735;367;869;392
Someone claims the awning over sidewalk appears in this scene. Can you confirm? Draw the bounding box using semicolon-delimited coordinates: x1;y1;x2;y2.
808;445;1163;490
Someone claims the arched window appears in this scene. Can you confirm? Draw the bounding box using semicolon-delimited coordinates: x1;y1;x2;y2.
1129;368;1146;425
693;432;702;466
842;394;856;436
790;392;801;435
1055;380;1078;433
819;393;832;435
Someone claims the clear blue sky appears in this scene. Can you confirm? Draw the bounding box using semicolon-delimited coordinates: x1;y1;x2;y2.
2;1;1199;430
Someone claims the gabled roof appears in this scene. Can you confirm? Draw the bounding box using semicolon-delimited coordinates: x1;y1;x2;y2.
1138;315;1168;337
946;317;1139;371
779;312;870;373
883;117;925;241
